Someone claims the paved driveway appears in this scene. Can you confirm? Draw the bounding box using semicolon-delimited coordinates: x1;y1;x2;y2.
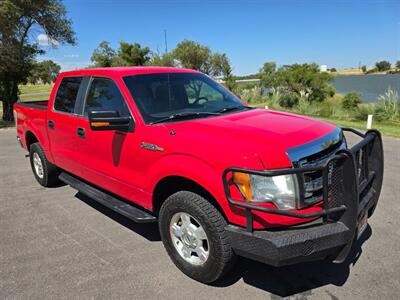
1;128;399;299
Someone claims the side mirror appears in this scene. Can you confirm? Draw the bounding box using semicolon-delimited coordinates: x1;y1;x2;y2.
88;110;134;132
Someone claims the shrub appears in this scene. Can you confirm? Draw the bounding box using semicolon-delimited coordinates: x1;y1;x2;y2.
375;88;399;121
354;104;375;121
279;93;299;108
326;85;336;97
238;86;266;104
342;92;362;110
264;94;281;109
296;97;319;115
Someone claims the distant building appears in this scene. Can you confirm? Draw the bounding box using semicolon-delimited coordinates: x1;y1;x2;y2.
319;65;328;72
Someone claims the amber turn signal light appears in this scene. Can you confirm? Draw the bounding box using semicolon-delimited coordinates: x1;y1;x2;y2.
91;121;110;127
232;172;253;201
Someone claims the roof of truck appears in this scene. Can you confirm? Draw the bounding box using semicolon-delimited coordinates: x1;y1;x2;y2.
60;66;200;77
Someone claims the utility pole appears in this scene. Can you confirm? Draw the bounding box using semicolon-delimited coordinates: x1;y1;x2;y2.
164;29;168;53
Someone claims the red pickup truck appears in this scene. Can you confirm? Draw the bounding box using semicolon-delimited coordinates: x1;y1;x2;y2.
14;67;384;283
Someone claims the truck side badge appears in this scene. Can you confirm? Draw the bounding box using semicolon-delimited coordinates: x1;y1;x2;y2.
140;142;164;152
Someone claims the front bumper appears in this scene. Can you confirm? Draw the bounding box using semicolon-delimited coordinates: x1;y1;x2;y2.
223;128;384;265
226;222;350;266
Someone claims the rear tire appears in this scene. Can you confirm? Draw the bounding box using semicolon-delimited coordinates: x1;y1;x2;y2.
159;191;236;283
29;142;60;187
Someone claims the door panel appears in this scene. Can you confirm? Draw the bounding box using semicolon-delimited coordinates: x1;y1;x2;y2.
47;76;84;176
47;111;81;175
75;77;148;207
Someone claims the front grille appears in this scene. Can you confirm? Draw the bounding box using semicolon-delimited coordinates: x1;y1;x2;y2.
297;141;344;208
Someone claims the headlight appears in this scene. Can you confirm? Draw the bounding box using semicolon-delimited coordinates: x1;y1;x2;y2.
233;172;298;210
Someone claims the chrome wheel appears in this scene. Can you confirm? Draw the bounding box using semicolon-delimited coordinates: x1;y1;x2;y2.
33;152;44;179
169;212;209;266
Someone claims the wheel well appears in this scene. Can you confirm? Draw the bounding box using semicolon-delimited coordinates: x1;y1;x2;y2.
152;176;226;220
25;131;38;150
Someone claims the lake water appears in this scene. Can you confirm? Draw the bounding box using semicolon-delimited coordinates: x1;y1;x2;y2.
332;74;400;103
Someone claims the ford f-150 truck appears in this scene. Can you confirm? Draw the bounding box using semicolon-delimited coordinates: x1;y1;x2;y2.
14;67;384;283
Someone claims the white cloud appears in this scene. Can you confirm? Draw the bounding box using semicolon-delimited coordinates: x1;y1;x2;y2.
37;34;59;46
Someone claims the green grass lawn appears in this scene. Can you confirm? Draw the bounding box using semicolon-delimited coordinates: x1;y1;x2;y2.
19;84;52;101
312;116;400;138
1;85;52;128
19;84;53;94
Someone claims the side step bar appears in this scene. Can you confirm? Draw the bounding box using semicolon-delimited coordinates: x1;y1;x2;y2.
59;172;157;223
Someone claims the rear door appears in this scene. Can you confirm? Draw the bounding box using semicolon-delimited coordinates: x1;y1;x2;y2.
47;76;89;176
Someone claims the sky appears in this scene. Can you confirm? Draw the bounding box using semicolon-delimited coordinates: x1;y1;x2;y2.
37;0;400;75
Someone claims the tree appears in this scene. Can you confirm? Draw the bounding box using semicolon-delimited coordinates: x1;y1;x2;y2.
396;60;400;70
172;40;212;73
361;65;367;73
147;51;175;67
118;42;150;66
259;63;334;106
375;60;391;72
29;60;61;84
211;53;235;90
0;0;75;121
259;62;278;91
91;41;117;67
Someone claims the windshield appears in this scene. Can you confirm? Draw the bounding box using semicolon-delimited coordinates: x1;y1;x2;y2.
123;72;246;124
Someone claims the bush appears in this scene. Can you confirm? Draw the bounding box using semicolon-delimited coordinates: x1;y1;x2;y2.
354;104;375;121
326;85;336;97
296;97;319;115
279;93;299;108
375;88;399;121
342;92;362;110
238;86;266;104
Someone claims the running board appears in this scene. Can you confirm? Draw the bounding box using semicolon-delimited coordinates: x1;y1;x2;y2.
59;172;157;223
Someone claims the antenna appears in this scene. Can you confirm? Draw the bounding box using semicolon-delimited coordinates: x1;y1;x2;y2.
164;29;168;53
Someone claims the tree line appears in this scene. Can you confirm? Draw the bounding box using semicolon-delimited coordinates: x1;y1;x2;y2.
89;39;235;90
361;60;400;74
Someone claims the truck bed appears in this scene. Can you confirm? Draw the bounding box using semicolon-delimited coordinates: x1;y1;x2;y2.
14;100;49;152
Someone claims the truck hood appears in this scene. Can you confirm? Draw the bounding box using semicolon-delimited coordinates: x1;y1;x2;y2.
164;108;337;170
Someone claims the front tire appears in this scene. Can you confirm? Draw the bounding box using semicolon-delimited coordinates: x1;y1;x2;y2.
29;142;60;187
159;191;235;283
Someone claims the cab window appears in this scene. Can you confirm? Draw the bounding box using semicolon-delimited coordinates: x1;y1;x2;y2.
53;77;83;113
84;77;129;117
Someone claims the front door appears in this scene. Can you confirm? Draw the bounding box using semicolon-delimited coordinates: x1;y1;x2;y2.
74;77;146;206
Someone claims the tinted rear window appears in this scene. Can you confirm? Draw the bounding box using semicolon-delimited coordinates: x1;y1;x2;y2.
54;77;83;113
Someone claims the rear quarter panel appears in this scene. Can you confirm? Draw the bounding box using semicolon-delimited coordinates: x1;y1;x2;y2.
14;103;53;161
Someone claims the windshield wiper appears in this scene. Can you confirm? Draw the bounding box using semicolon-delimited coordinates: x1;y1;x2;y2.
150;111;220;125
217;105;249;114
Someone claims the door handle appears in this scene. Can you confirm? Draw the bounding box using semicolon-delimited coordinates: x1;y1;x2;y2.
48;120;55;129
77;127;85;138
